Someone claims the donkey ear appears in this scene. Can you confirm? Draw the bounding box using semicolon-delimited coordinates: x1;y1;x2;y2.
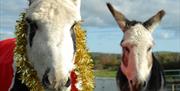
28;0;34;5
72;0;81;6
143;10;165;32
106;3;129;32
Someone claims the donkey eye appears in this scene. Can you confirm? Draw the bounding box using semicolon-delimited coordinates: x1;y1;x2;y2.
26;18;38;30
123;47;130;53
147;47;152;52
25;18;38;47
26;18;31;23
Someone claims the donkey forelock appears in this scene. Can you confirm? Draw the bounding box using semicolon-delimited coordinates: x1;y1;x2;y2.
25;0;81;90
107;3;165;91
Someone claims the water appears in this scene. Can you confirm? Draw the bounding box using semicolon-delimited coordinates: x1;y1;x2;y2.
95;77;118;91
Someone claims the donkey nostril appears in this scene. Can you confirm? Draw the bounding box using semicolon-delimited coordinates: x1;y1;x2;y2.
65;77;71;87
143;81;146;87
130;80;133;84
42;75;50;87
42;68;51;87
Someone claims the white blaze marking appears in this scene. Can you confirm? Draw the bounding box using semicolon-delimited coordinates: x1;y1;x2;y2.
121;24;153;84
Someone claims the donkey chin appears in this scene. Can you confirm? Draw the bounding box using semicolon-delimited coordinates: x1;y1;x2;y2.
121;63;152;91
28;55;74;91
129;71;152;91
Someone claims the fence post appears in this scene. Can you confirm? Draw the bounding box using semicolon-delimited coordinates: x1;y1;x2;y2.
172;84;175;91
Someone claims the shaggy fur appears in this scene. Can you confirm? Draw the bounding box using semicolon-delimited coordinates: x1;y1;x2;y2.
121;24;154;83
107;3;165;91
116;53;165;91
12;0;81;91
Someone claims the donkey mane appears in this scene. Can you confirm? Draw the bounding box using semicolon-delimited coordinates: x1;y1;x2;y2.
146;54;165;90
10;0;82;91
125;20;143;29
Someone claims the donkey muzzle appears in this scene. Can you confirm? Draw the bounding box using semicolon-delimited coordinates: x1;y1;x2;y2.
129;79;147;91
42;68;71;90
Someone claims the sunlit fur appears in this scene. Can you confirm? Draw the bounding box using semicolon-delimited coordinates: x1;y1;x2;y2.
25;0;81;90
106;3;165;91
121;24;154;88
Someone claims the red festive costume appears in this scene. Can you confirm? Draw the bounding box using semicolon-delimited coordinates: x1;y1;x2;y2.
0;38;77;91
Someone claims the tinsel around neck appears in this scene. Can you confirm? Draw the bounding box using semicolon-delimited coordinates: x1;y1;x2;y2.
14;12;94;91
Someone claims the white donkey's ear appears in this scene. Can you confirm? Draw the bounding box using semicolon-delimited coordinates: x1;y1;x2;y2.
72;0;81;7
107;3;129;32
143;10;165;32
28;0;34;5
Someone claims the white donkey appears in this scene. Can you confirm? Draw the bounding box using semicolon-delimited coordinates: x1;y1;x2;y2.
10;0;81;91
107;3;166;91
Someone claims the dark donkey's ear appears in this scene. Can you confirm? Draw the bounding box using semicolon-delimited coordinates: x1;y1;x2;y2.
106;3;129;32
143;10;165;32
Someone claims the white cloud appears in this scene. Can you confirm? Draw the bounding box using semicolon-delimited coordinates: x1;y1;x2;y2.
0;0;179;40
0;0;27;13
0;31;14;35
0;0;27;40
0;30;14;40
153;28;180;40
0;16;16;29
160;32;173;39
81;0;180;31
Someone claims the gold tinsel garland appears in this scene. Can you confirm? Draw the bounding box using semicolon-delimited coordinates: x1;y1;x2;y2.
73;23;94;91
14;13;44;91
14;13;94;91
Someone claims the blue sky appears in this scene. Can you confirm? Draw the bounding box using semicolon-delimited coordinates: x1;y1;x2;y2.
0;0;180;53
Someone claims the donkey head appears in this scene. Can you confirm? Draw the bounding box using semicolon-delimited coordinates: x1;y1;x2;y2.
25;0;81;90
107;3;165;91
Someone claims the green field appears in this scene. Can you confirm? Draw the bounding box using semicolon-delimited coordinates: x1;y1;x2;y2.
94;70;116;77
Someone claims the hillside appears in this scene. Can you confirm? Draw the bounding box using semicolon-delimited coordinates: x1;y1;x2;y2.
90;51;180;70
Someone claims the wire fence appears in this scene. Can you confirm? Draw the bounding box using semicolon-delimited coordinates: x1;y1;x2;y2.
164;69;180;91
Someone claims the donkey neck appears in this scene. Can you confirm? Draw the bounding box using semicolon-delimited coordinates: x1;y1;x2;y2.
117;53;165;91
146;53;165;91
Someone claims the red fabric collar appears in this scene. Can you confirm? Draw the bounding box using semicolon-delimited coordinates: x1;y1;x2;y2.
0;38;78;91
0;38;16;91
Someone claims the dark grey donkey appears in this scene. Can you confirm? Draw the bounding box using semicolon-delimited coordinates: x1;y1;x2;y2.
106;3;166;91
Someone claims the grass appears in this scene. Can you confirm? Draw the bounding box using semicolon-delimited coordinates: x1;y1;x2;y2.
94;70;116;78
